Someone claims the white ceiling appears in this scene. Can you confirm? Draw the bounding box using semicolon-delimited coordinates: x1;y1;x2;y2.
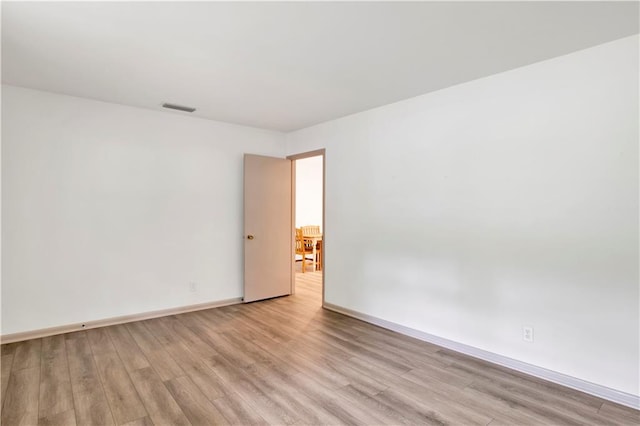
2;2;638;132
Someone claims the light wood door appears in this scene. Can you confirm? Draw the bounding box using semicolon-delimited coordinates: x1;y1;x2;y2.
243;154;292;303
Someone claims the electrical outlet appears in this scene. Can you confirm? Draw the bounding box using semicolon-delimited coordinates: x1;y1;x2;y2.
189;282;197;292
523;326;534;342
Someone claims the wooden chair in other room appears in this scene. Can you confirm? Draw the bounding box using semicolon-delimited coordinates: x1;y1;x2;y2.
295;228;315;273
315;239;322;271
301;225;322;271
301;225;321;236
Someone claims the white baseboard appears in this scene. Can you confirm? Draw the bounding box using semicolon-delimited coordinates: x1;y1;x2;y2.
1;297;243;344
323;302;640;410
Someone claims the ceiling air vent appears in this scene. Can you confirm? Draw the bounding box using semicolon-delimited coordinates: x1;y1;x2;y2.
162;103;196;113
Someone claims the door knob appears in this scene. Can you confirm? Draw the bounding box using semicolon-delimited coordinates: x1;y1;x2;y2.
247;235;255;240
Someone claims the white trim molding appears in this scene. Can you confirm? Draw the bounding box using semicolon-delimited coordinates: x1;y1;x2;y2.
323;302;640;410
1;297;243;344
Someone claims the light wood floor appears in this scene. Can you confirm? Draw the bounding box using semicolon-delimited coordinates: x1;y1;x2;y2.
2;271;639;425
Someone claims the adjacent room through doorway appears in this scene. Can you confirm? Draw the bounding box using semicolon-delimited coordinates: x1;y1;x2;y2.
293;154;324;302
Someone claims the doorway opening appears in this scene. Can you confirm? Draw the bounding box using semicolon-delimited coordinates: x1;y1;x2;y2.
288;149;325;306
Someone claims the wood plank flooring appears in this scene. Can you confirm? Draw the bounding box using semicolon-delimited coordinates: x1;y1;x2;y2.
2;271;639;425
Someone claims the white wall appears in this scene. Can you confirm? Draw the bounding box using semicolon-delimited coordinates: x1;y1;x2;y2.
295;156;323;230
285;36;639;396
1;85;284;335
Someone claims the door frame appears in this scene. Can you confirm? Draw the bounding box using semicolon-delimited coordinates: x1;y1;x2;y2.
287;148;326;307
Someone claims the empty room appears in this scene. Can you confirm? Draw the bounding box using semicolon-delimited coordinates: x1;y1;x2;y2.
1;1;639;425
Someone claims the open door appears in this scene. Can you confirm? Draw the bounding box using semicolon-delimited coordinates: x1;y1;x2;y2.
243;154;293;302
